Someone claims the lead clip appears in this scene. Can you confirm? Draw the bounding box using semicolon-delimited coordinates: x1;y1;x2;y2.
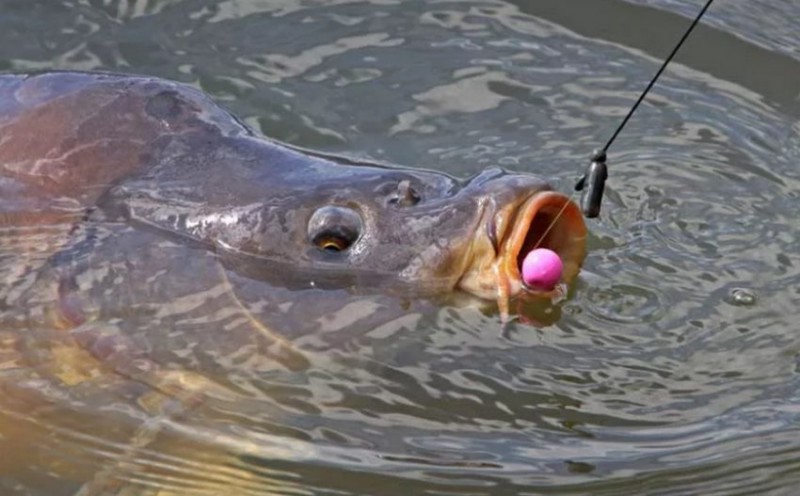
575;150;608;219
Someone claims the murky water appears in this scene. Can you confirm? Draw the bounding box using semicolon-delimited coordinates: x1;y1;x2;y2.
1;0;799;494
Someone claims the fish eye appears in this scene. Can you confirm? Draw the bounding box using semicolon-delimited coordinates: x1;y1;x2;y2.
307;205;363;253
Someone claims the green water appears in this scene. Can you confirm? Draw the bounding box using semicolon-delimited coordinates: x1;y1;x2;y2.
1;1;799;494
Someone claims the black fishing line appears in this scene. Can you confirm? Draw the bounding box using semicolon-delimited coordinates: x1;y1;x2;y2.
576;0;716;218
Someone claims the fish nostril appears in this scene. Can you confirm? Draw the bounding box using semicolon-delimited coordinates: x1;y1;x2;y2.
387;180;421;207
399;180;421;205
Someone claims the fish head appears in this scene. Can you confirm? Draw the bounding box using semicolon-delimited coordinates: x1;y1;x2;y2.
104;127;586;306
268;164;587;302
134;141;588;302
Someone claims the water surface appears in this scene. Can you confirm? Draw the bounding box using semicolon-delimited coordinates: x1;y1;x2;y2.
1;1;799;494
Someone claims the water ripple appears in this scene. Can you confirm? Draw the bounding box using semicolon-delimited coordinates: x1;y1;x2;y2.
1;0;799;494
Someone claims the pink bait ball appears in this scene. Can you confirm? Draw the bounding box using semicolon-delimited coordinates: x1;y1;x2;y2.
521;248;563;290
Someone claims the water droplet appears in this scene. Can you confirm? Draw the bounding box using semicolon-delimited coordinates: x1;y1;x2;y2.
725;287;757;306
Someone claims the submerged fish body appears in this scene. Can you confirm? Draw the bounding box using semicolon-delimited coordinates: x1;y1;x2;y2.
0;71;586;492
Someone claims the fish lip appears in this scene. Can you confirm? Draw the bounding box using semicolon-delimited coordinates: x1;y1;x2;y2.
457;190;587;301
498;190;587;296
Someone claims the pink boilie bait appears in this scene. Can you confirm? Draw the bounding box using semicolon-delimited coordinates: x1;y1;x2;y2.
521;248;563;291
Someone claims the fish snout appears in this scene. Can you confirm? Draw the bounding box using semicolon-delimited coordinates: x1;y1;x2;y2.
458;171;587;304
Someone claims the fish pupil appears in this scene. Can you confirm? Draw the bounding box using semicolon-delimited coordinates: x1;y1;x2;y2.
320;237;346;251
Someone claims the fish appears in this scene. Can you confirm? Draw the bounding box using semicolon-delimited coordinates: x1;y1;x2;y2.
0;71;586;492
0;71;586;316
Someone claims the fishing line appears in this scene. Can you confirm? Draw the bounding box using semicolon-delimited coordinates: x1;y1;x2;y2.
575;0;716;218
532;0;717;256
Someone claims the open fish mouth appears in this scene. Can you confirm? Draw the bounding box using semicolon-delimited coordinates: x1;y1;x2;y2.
458;190;587;313
497;190;587;295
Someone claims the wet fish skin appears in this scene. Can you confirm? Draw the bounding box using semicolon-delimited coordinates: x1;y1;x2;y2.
0;71;583;298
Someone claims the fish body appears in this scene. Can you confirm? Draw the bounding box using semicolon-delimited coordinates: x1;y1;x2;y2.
0;72;585;493
0;71;586;303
